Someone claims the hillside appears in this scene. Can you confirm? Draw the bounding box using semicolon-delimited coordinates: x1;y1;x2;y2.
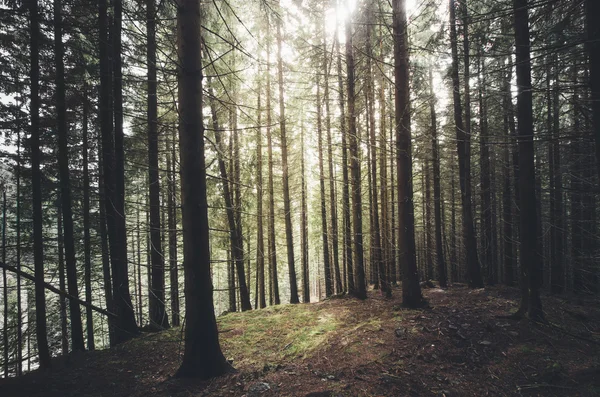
1;285;599;397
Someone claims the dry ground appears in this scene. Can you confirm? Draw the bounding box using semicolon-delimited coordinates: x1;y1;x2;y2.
1;284;599;396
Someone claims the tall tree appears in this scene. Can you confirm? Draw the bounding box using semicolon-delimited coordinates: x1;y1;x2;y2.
393;0;422;307
316;70;333;297
54;0;85;351
300;120;310;303
82;87;95;349
513;0;543;321
256;73;267;308
449;0;483;288
276;4;299;304
147;0;169;329
175;0;232;378
266;16;280;305
29;0;51;368
429;68;447;288
345;6;366;299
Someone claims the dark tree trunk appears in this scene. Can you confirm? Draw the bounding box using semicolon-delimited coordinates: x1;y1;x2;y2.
99;0;138;345
502;52;516;287
175;0;232;377
276;8;299;304
2;191;8;376
379;51;391;291
345;10;366;299
167;130;180;325
58;206;69;356
82;88;95;349
256;78;267;308
335;32;353;294
29;0;51;368
429;68;447;288
300;120;310;303
15;128;23;375
513;0;543;321
317;72;333;297
54;0;85;351
478;52;494;285
322;20;342;295
146;0;169;329
266;18;280;305
449;0;483;288
393;0;422;307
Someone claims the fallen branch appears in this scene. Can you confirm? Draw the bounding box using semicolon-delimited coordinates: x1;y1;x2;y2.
0;261;116;318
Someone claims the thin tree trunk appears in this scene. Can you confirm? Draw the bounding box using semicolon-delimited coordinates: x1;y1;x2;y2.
301;120;310;303
345;9;366;299
502;51;516;286
449;0;483;288
54;0;85;351
2;191;8;376
335;31;353;294
29;0;51;367
167;131;180;325
15;126;22;375
266;17;280;305
82;88;95;349
429;68;447;288
256;74;266;309
323;18;342;294
57;205;69;356
317;72;333;297
393;0;422;307
147;0;168;329
275;6;299;304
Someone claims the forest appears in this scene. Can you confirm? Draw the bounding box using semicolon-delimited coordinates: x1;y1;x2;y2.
0;0;599;395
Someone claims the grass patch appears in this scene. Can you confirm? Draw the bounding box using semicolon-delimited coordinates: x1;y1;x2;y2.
217;303;341;368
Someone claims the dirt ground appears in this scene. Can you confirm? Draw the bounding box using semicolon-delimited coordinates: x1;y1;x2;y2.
1;284;599;396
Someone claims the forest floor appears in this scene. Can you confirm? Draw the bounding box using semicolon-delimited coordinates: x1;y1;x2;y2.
1;284;600;397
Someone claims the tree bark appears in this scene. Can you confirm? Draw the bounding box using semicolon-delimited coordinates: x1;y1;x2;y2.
393;0;422;307
29;0;51;368
146;0;169;329
175;0;232;377
513;0;543;321
275;7;299;304
429;68;447;288
449;0;483;288
345;9;366;299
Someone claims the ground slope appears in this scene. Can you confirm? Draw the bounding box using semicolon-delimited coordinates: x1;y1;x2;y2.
1;285;599;396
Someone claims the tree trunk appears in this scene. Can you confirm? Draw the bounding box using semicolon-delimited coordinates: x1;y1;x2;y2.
317;72;333;297
54;0;85;350
513;0;543;321
322;19;342;295
146;0;169;329
15;127;22;375
82;88;95;349
276;7;299;304
478;51;494;285
345;9;366;299
300;119;310;302
2;191;8;377
429;68;447;288
393;0;423;307
167;130;180;325
256;76;267;308
29;0;51;368
57;205;69;356
175;0;232;377
266;17;280;305
449;0;483;288
335;31;353;294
